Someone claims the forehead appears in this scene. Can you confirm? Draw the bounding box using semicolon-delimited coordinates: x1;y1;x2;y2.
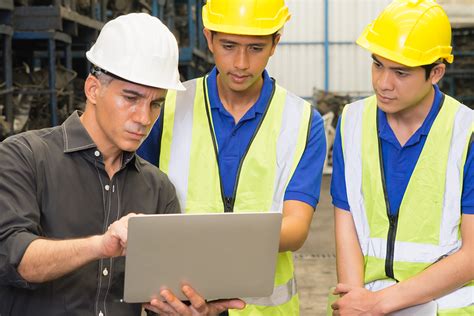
214;32;273;45
372;54;417;70
106;78;167;99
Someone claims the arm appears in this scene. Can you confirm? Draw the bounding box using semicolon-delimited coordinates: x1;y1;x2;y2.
280;109;326;252
18;213;136;283
335;207;364;287
279;200;314;252
333;214;474;314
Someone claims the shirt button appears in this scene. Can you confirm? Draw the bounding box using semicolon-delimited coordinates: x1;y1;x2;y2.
94;150;100;157
99;311;104;316
102;267;109;276
104;185;110;191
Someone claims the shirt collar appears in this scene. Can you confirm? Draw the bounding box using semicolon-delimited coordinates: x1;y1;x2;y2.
206;67;274;116
61;111;140;171
378;84;443;145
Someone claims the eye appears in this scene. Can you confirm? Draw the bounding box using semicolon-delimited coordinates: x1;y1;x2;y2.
124;95;137;102
395;70;408;77
222;43;234;50
249;45;264;52
151;100;164;109
373;61;382;69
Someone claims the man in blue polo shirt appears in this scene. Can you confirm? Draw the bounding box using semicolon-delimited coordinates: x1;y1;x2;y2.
329;0;473;315
138;0;325;315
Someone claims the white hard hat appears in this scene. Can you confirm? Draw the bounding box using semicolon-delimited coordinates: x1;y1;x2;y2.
86;13;185;90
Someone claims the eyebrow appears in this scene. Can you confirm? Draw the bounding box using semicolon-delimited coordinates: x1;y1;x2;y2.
122;89;166;103
219;39;266;46
122;89;145;98
372;55;411;72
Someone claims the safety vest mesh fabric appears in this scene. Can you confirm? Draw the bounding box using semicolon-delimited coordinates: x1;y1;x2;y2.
159;77;312;315
340;95;473;313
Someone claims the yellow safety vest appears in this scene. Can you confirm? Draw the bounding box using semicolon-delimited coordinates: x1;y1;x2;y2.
160;77;312;315
341;94;473;315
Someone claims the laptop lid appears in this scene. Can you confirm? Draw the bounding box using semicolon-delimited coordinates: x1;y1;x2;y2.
123;212;282;303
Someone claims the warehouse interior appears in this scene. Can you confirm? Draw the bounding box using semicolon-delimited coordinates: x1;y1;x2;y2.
0;0;473;141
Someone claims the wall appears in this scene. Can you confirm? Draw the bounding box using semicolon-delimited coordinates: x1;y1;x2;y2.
266;0;392;99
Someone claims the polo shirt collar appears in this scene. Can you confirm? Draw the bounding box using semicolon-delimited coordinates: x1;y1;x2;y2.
61;111;140;171
378;84;443;146
206;67;274;117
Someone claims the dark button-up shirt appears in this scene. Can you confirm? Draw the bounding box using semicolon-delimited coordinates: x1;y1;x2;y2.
0;112;180;316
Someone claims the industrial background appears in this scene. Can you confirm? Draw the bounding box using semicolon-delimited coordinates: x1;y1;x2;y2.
0;0;472;314
0;0;472;141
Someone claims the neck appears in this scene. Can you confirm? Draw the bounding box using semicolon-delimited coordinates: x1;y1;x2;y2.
80;106;123;179
386;87;435;146
216;74;263;123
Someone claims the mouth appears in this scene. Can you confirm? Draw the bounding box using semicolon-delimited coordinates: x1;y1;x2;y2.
229;73;250;83
377;93;395;103
126;131;146;140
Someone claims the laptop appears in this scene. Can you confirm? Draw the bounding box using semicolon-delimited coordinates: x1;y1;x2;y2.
123;212;282;303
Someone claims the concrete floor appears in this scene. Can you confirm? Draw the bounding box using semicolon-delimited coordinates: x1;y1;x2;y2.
295;175;336;315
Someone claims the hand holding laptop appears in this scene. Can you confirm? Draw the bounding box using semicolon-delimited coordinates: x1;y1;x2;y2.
144;285;245;315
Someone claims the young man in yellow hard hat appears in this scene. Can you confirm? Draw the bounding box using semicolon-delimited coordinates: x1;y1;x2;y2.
0;13;244;316
329;0;473;315
138;0;326;314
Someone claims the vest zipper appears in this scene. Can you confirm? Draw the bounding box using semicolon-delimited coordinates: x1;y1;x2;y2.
202;76;276;213
385;212;399;279
377;94;446;281
377;113;399;281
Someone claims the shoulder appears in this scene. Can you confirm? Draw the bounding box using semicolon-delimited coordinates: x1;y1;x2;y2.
135;155;175;191
1;126;60;156
180;77;204;92
342;95;376;114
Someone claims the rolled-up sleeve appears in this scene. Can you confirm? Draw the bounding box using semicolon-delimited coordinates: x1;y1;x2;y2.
0;136;41;288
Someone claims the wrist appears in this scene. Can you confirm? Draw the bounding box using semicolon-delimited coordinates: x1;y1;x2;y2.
88;235;106;259
373;289;392;315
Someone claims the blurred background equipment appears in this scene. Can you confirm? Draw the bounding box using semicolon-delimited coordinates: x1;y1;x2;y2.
0;0;213;140
312;88;351;175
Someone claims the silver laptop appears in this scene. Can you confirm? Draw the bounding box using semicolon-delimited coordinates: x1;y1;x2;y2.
123;212;282;303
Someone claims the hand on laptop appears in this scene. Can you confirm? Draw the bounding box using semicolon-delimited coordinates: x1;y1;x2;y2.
143;285;245;316
97;212;139;258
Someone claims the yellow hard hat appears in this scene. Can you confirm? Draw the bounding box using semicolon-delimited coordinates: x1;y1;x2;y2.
357;0;454;67
202;0;291;36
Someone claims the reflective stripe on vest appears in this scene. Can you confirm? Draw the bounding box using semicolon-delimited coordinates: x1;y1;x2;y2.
341;95;473;310
366;279;474;310
160;77;311;310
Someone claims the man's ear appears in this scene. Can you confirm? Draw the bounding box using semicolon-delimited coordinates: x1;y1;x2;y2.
430;63;446;85
270;33;281;57
84;74;101;105
203;28;214;54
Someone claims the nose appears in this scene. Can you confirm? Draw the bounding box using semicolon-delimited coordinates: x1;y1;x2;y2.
377;70;394;91
133;101;151;127
234;48;250;70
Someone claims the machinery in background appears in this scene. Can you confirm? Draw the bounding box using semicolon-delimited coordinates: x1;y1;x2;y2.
440;27;474;109
312;88;352;175
0;0;213;140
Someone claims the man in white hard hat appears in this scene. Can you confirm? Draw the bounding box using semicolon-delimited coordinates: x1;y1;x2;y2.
0;13;244;316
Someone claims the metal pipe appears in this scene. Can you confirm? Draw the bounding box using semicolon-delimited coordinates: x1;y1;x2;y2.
324;0;329;92
48;38;58;126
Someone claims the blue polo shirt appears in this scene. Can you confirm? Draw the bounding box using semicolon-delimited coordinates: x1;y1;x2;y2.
138;67;326;208
330;85;474;215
